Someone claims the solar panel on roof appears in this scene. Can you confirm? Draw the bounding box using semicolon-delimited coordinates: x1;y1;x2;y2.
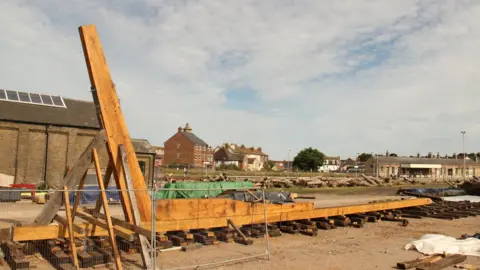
40;94;53;105
6;90;19;101
29;93;42;104
51;96;64;106
0;89;66;108
18;92;30;102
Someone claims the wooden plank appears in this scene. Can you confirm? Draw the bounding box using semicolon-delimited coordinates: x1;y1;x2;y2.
90;160;113;235
78;24;151;222
119;145;152;270
92;148;122;270
63;186;80;270
34;130;107;225
71;171;88;220
84;209;152;240
12;198;432;241
416;254;467;270
54;215;85;234
11;224;111;242
76;211;134;241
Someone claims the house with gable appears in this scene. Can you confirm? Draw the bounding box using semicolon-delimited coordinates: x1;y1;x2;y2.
213;143;268;171
163;123;213;167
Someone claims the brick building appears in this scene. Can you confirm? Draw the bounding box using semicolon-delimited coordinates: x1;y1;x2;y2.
0;89;155;188
163;123;213;167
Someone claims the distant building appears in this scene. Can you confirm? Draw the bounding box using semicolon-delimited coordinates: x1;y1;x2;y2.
214;143;268;171
364;156;480;178
318;156;341;172
270;160;293;171
163;123;213;167
0;89;155;188
152;146;164;167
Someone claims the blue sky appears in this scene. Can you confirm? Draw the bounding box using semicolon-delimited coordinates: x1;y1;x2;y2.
1;0;480;160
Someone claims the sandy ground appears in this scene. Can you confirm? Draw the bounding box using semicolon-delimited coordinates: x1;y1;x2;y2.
1;186;478;270
153;217;480;270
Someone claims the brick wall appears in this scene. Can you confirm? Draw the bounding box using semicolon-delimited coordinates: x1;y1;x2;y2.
0;121;109;188
164;133;194;165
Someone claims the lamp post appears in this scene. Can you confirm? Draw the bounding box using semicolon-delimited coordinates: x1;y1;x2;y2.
461;131;466;180
287;149;291;176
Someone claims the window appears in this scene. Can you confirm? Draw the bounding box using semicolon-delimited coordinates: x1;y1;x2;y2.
138;161;146;176
176;153;180;159
177;143;181;149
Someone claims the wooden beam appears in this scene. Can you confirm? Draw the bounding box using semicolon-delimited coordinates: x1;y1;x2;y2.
78;24;151;222
54;215;85;234
92;148;122;270
63;186;80;270
34;130;107;225
12;198;432;241
119;145;152;270
71;170;88;220
76;211;134;241
90;160;113;235
84;209;152;240
11;224;111;242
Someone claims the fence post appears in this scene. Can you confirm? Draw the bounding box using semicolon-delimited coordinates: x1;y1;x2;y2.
151;185;157;270
262;188;270;260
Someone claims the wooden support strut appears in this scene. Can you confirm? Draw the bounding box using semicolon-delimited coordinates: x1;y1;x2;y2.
63;186;80;270
118;145;152;270
34;130;107;225
92;148;122;270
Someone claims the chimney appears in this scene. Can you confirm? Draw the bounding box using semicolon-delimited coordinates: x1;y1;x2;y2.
177;127;182;133
184;122;192;133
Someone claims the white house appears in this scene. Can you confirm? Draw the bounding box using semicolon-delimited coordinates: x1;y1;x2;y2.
318;156;341;172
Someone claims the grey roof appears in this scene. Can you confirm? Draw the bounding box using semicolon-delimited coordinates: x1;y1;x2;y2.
374;156;477;166
132;139;155;154
182;132;208;146
0;98;100;129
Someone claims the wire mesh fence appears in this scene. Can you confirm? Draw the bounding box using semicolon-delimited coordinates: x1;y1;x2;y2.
0;185;271;270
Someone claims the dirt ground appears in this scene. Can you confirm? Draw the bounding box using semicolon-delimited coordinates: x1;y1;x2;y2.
1;185;479;270
154;216;480;270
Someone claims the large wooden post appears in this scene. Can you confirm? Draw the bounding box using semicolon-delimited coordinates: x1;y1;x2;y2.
78;24;152;222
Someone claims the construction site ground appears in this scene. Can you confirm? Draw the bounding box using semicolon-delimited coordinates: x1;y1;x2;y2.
1;184;478;270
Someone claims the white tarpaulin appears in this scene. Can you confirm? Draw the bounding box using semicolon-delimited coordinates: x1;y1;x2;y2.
405;234;480;256
443;195;480;203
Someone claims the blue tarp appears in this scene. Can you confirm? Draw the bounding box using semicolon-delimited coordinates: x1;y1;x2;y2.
68;185;121;205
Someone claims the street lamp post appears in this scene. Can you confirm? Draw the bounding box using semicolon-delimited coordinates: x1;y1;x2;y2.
287;150;291;176
461;131;466;181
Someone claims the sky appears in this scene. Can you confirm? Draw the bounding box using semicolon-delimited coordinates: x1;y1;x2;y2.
1;0;479;160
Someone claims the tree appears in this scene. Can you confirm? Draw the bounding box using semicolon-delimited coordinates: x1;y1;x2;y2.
293;147;325;171
357;153;372;162
389;153;398;157
268;160;275;169
468;153;477;161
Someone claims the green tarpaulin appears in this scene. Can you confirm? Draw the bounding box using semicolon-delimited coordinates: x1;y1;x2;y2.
155;182;253;199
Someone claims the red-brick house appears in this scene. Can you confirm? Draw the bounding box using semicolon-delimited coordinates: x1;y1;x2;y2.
163;123;213;167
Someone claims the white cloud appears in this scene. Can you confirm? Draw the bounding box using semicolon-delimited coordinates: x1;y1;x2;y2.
1;0;480;160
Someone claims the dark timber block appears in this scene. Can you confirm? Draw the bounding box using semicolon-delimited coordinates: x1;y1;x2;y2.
78;251;93;268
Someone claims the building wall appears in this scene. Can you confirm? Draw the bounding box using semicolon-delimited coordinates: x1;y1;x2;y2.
0;121;153;188
164;133;194;165
364;157;480;178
